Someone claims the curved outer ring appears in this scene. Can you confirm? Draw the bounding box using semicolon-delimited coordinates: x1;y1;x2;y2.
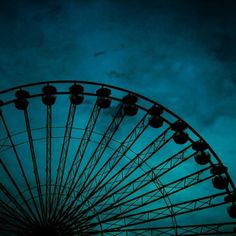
0;80;235;234
1;80;235;191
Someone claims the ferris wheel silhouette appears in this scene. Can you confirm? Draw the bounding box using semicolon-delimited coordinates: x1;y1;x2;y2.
0;81;235;235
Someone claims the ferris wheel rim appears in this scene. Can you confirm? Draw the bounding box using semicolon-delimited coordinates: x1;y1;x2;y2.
0;80;235;193
0;81;235;235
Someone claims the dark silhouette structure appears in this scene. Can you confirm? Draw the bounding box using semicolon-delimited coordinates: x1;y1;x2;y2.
0;81;235;235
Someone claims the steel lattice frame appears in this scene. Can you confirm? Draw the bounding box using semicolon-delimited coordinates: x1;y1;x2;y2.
0;81;235;236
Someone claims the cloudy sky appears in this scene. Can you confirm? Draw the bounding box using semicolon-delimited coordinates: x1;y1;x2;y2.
0;0;236;232
1;0;235;174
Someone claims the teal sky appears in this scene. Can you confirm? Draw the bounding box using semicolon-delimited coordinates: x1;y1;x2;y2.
0;0;235;178
0;0;236;232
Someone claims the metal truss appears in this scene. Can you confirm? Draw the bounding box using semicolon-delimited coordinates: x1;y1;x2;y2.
45;105;52;220
87;222;236;235
50;103;77;218
24;109;45;221
0;81;235;235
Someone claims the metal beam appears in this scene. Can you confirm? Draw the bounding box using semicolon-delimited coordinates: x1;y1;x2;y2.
0;165;35;224
55;104;125;223
0;112;41;222
0;198;32;229
74;113;149;202
79;222;236;235
61;126;173;223
24;109;45;221
50;103;76;219
52;102;101;221
46;105;52;220
81;192;229;231
67;166;212;228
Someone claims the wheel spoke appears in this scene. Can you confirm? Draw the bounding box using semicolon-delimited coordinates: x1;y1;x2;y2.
50;103;77;219
0;186;33;227
66;163;212;227
80;192;229;231
60;125;173;222
45;105;52;220
24;109;45;221
82;222;236;235
0;81;235;235
54;102;101;220
56;103;125;222
0;112;41;222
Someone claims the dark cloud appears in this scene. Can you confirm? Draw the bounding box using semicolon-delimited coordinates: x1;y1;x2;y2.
0;0;235;150
0;0;236;229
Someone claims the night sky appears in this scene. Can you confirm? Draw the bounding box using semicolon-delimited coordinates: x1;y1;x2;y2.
1;0;235;176
0;0;236;232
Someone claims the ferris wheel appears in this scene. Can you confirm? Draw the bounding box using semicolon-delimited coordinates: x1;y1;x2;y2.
0;81;235;235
